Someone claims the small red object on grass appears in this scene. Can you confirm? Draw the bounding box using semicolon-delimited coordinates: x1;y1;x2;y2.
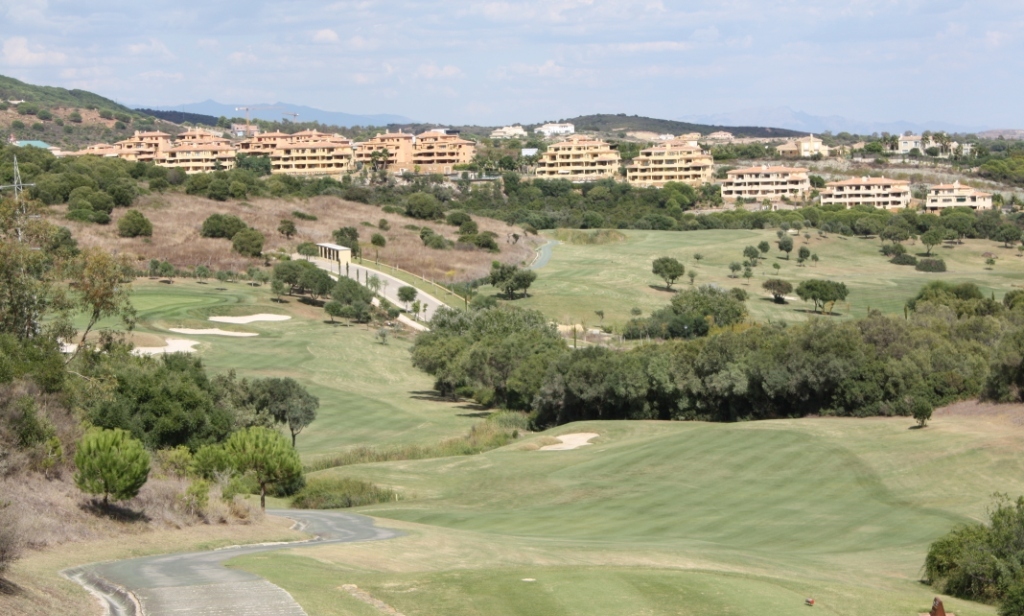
805;598;815;606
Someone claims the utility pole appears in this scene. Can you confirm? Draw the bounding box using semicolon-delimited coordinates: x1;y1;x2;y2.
0;156;36;242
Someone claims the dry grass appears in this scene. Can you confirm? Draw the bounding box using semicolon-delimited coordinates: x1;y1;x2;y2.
54;193;540;283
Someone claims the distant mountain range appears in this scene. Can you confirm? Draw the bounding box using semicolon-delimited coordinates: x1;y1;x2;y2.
679;107;991;136
137;100;412;128
557;114;802;139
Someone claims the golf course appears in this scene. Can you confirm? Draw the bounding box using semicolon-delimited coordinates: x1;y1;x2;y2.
493;229;1024;327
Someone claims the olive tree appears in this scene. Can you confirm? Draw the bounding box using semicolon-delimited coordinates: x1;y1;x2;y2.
74;428;151;505
652;257;684;290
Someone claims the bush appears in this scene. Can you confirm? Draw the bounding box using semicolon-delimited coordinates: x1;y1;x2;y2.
890;253;918;266
99;110;114;120
916;258;947;272
881;243;907;257
117;209;153;237
291;477;396;509
232;228;265;257
149;177;169;192
17;103;39;116
292;210;317;221
74;428;151;505
201;213;247;239
405;192;443;219
208;179;231;201
0;505;21;577
68;110;82;123
10;120;24;130
36;109;52;121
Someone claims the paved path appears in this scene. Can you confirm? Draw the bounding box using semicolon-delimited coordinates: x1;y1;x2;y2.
64;510;400;616
529;239;560;270
307;257;450;323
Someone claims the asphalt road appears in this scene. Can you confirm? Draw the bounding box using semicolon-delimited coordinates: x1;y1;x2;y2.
64;510;400;616
309;257;449;322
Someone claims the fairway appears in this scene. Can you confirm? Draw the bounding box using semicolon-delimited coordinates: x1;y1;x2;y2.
497;229;1024;327
89;280;478;457
230;415;1024;616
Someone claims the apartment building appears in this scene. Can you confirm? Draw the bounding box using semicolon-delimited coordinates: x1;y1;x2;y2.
490;125;527;139
721;165;811;202
112;130;172;163
176;128;232;147
819;176;911;209
626;140;713;188
534;123;575;138
156;144;237;174
776;134;830;158
705;131;734;141
925;180;993;211
268;130;354;177
353;131;415;173
412;130;477;174
897;135;972;158
535;135;621;182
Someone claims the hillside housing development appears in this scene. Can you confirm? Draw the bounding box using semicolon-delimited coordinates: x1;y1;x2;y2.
721;165;811;202
925;180;993;211
534;135;621;182
625;139;713;188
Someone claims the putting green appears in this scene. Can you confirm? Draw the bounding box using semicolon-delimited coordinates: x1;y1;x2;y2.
230;416;1020;615
490;229;1024;326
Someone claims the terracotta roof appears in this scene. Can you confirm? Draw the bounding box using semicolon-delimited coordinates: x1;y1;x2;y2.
727;165;808;175
825;176;910;187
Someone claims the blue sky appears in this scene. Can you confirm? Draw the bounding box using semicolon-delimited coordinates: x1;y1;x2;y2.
1;1;1021;127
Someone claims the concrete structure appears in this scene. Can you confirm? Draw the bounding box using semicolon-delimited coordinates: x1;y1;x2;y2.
925;180;993;211
316;242;352;264
231;123;260;137
353;131;415;173
269;130;354;177
898;135;924;154
534;135;621;182
176;128;232;147
705;131;734;141
64;143;119;158
776;134;830;158
721;165;811;202
820;176;911;209
490;125;528;139
156;144;237;174
626;139;713;188
412;129;476;174
112;131;172;163
534;123;575;138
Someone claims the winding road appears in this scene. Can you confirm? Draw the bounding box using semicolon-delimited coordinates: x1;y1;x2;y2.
64;510;400;616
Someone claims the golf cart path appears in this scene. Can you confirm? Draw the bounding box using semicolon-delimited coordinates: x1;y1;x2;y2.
64;510;400;616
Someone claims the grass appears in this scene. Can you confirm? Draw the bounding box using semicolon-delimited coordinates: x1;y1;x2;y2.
228;415;1024;616
489;229;1024;328
76;279;482;457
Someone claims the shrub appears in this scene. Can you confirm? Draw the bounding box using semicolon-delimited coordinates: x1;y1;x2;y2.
292;210;317;221
201;213;247;239
179;479;210;517
149;177;169;192
191;444;233;479
17;103;39;116
425;233;449;250
0;505;21;577
99;109;114;120
117;209;153;237
881;243;907;257
68;110;82;123
114;121;127;130
36;109;52;121
232;228;265;257
291;477;396;509
890;253;918;266
10;120;24;129
405;192;443;219
208;179;231;201
916;258;947;272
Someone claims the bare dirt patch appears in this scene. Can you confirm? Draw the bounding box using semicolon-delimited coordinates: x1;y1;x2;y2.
209;314;291;324
168;328;258;337
934;400;1024;426
538;433;600;451
56;193;540;283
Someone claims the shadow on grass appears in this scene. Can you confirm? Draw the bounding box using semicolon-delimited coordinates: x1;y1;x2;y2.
298;297;325;308
457;410;493;418
647;284;678;293
758;297;789;304
793;308;844;317
409;389;458;404
908;424;927;430
80;500;149;523
270;298;290;303
0;578;22;596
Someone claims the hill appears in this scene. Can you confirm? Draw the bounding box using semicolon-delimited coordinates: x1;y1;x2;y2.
136;107;218;127
142;99;412;128
0;74;136;113
551;113;804;139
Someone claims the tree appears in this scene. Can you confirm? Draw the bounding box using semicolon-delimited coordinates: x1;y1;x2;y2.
921;228;945;256
324;300;343;323
195;265;211;282
371;232;386;263
757;241;770;255
693;253;704;262
332;227;361;258
74;428;150;505
879;225;911;244
117;209;152;238
777;235;794;259
225;427;302;510
297;242;318;260
797;246;811;264
201;214;247;239
911;397;933;427
688;270;697;285
743;267;753;283
652;257;685;289
512;269;537;298
811;253;819;266
232;228;264;257
271;278;287;301
405;192;443;219
995;224;1023;248
299;268;333;299
251;378;319;447
762;278;793;303
68;249;136;360
795;279;849;314
278;219;297;239
729;262;742;277
398;285;418;310
743;245;760;264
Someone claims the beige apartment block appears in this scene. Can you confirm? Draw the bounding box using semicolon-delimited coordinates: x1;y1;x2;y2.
704;131;734;141
490;125;528;139
354;131;415;172
269;130;354;176
112;130;173;163
534;135;622;182
626;140;713;188
721;165;810;202
925;180;993;211
535;123;575;137
820;176;911;209
237;131;292;155
176;128;233;147
63;143;120;158
776;134;830;158
413;130;477;174
156;144;237;174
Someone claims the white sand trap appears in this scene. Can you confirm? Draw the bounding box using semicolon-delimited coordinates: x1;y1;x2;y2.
539;433;599;451
132;338;199;356
169;328;258;337
209;314;291;324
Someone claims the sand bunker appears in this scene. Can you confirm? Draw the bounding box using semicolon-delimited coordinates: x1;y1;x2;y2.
539;433;599;451
209;314;291;324
132;339;199;356
169;328;258;337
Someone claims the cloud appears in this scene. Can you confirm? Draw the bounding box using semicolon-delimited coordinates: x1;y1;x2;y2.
197;38;219;50
228;51;258;64
612;41;693;52
416;63;463;79
313;29;339;43
1;36;66;66
127;38;175;59
505;59;565;77
139;70;184;82
985;30;1008;49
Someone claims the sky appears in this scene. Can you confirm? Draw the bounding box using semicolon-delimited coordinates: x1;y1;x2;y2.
1;0;1022;128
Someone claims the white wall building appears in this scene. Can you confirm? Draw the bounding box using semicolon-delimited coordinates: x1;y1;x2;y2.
491;125;528;139
534;123;575;138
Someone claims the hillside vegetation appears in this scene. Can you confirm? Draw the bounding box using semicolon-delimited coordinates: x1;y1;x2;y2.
559;113;803;138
